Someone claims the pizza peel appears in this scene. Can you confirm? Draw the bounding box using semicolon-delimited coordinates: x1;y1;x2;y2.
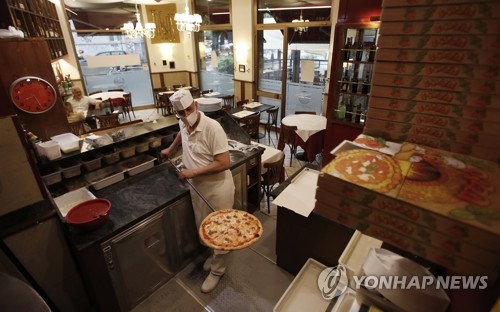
167;157;263;250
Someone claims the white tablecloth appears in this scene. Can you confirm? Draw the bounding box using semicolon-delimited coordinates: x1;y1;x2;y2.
251;141;283;172
158;90;175;96
281;114;327;142
89;91;126;100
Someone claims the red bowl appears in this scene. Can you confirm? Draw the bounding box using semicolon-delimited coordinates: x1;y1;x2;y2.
66;198;111;231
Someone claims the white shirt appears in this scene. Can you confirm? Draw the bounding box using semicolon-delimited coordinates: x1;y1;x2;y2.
66;96;98;114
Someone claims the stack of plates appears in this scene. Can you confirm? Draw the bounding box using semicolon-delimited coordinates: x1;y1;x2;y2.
195;97;222;112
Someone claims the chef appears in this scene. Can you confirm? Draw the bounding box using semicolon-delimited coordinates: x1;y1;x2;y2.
160;89;235;293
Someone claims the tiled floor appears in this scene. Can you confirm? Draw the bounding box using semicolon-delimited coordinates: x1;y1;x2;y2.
128;108;312;312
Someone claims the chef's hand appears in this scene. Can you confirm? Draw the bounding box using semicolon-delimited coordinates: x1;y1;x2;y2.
178;168;196;180
160;146;173;159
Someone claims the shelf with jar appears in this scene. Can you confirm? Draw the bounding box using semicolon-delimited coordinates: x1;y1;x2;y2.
3;0;67;60
332;26;378;126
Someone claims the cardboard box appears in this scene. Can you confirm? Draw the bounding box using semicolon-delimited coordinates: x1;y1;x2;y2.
377;35;500;51
315;189;499;269
379;19;500;36
320;138;500;253
381;3;500;21
314;201;496;278
376;48;500;65
373;62;497;80
382;0;497;8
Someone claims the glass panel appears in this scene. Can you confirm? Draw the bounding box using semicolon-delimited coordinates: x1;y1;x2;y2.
257;29;283;95
285;27;330;116
195;0;230;25
257;0;331;23
72;29;154;107
197;30;234;95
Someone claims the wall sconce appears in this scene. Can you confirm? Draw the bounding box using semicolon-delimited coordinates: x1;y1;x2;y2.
235;43;249;64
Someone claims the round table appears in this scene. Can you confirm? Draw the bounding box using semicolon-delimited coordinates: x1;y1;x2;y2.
281;114;327;142
280;114;327;162
89;91;126;100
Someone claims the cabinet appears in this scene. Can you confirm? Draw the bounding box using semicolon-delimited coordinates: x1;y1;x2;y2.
333;26;378;125
2;0;67;60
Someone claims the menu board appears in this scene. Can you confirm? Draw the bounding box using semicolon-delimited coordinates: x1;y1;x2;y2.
364;0;500;162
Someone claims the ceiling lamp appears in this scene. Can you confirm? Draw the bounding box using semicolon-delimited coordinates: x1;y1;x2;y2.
292;10;309;36
121;1;156;39
174;0;202;32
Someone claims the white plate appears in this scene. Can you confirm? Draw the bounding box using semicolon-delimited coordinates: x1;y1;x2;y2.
195;97;222;105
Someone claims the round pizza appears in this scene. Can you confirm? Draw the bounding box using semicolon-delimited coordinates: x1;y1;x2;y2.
324;149;402;193
199;209;263;251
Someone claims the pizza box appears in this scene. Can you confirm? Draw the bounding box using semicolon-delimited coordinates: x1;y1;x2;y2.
314;201;497;279
338;231;383;289
377;35;500;51
379;19;500;36
274;258;331;312
380;3;500;22
370;85;500;107
382;0;497;8
372;73;500;96
373;62;499;80
376;48;500;66
315;188;500;269
368;97;500;123
318;138;500;253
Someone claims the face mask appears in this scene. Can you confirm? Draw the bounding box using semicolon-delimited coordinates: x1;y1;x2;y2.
181;109;198;127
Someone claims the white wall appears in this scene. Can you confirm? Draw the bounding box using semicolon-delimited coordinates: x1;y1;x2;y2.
232;1;253;82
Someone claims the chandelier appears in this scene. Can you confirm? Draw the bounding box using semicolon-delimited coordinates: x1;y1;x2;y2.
121;2;156;39
292;10;309;36
174;0;202;32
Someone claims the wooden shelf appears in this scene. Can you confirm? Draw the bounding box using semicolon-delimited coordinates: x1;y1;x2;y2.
3;0;67;60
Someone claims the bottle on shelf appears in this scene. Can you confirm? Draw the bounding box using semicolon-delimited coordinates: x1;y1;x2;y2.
368;39;377;62
355;104;362;123
343;37;352;61
345;96;353;122
355;39;363;62
341;69;349;92
362;73;371;94
351;71;359;93
337;97;346;120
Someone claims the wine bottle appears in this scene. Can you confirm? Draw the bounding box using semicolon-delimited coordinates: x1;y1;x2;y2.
345;97;353;122
351;71;359;93
368;39;377;62
355;40;363;61
343;37;352;61
355;104;362;123
337;99;346;120
341;69;349;92
362;74;371;94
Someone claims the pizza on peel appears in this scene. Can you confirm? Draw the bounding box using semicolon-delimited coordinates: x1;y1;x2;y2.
199;209;263;250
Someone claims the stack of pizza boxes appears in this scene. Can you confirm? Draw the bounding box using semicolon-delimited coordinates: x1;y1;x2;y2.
364;0;500;162
315;0;500;280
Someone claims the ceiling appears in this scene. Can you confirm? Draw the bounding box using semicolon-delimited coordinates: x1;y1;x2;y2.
64;0;332;31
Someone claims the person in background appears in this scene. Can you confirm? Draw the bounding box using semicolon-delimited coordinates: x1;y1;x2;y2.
64;102;91;132
66;86;101;129
160;89;235;293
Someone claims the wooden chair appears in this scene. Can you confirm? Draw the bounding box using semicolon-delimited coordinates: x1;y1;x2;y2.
236;99;249;108
242;112;261;142
158;93;173;116
294;111;316;115
221;95;235;110
261;151;285;213
122;93;136;120
153;87;167;113
279;124;298;167
96;113;120;128
89;90;102;95
68;119;86;136
108;88;124;92
259;106;279;144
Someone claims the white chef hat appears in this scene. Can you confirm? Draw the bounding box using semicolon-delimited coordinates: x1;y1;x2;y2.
169;89;193;111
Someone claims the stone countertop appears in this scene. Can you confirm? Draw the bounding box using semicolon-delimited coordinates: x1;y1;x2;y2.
65;162;190;251
57;109;264;251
